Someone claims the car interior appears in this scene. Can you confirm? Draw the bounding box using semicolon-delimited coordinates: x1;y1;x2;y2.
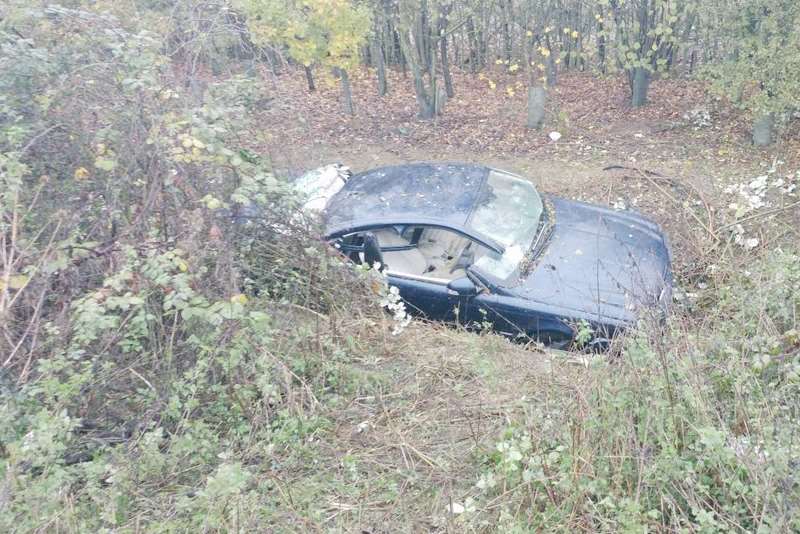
341;226;487;282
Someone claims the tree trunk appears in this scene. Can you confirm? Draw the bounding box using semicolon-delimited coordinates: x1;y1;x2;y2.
399;28;435;118
373;38;388;96
752;113;775;146
438;2;455;98
597;23;606;73
681;47;691;76
418;0;433;76
466;16;480;72
440;36;454;98
303;65;316;92
434;83;448;115
262;47;281;76
397;30;407;77
689;49;697;75
597;7;606;74
527;86;547;129
501;0;513;61
631;67;649;107
335;68;354;115
679;11;697;75
392;27;403;66
546;54;557;87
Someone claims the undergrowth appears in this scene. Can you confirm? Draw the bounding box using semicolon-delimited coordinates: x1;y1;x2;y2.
460;250;800;532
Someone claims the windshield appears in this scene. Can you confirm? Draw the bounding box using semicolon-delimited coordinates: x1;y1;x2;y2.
467;170;544;279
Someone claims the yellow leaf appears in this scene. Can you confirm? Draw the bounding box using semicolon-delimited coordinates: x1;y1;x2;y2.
370;279;382;295
176;260;188;272
8;274;29;290
74;167;89;181
230;293;248;305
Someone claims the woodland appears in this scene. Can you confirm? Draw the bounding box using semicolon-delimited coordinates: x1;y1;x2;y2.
1;0;799;532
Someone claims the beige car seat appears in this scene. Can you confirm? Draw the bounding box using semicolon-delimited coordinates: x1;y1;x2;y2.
372;228;428;275
418;228;471;277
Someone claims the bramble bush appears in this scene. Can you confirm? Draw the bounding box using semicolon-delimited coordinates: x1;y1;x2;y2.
0;3;393;531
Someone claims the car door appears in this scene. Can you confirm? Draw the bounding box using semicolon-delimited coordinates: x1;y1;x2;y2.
335;227;462;324
375;226;462;323
387;274;463;323
468;284;575;347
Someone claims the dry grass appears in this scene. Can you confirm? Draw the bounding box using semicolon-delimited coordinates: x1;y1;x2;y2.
269;315;589;532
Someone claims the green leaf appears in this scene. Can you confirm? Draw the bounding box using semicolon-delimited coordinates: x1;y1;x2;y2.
94;158;117;172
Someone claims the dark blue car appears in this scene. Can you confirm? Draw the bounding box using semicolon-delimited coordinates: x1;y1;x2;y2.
322;163;672;348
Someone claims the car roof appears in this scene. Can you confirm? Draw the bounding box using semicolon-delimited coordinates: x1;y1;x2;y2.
322;162;491;237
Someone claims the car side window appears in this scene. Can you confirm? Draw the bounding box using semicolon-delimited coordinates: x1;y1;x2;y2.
404;226;493;282
338;226;494;283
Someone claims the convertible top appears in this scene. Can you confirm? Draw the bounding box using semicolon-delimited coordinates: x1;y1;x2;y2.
322;162;490;237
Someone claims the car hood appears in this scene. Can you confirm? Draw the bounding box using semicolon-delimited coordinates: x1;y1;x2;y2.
508;196;672;325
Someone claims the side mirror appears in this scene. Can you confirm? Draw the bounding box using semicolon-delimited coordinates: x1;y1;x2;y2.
447;277;477;296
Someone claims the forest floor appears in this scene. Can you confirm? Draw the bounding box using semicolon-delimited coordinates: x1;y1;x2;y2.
253;67;800;531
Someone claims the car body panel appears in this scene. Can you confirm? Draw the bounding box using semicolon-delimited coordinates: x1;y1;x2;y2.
384;275;461;323
506;195;672;325
468;292;578;343
324;163;489;236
